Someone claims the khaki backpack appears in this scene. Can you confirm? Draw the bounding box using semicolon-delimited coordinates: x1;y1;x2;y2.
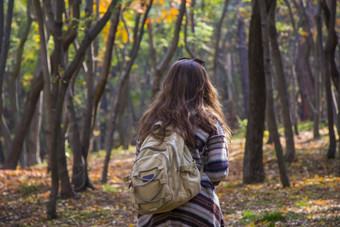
124;129;203;215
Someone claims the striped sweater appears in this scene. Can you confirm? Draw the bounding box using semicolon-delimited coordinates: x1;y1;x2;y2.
136;122;229;227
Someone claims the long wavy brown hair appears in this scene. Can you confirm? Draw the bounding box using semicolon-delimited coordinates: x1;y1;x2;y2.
137;59;230;149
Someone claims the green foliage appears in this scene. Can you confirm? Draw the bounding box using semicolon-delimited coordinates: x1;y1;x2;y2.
221;182;231;188
297;121;327;132
19;183;40;195
240;210;257;225
276;21;292;32
260;211;284;222
240;210;284;225
295;200;310;208
232;117;247;139
102;184;119;193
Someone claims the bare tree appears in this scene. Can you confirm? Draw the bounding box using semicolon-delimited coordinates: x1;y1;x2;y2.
38;0;120;219
243;0;266;184
0;0;14;156
150;0;186;99
236;10;249;118
259;0;289;187
212;0;229;80
321;0;338;159
268;0;295;162
102;0;154;183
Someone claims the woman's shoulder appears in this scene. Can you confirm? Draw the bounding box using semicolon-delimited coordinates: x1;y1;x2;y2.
212;120;226;135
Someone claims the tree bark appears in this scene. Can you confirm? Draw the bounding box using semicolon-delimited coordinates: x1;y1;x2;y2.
268;0;295;163
58;110;77;199
26;96;42;166
3;74;44;169
291;0;315;121
66;87;85;191
43;0;119;219
26;76;42;166
259;0;290;187
150;0;186;99
320;0;339;92
243;0;266;184
102;0;154;183
184;7;194;58
212;0;229;81
33;0;54;175
322;0;337;159
236;15;249;118
0;0;14;155
75;0;97;192
92;7;121;130
9;0;32;131
313;0;323;139
284;0;299;135
63;0;80;51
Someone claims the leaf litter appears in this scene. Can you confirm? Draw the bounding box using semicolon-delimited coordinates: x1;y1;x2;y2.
0;129;339;226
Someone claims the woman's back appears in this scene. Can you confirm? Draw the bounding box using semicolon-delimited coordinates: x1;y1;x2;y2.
137;122;229;227
135;58;230;226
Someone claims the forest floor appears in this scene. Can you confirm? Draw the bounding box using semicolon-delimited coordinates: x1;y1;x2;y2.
1;126;340;226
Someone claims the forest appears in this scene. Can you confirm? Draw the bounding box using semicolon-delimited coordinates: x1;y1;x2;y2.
0;0;339;226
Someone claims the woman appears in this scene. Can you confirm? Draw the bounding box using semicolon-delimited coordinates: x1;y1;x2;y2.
136;58;230;226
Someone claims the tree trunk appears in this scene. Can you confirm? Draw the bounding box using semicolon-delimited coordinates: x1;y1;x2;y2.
237;15;249;118
243;0;266;184
0;0;14;155
268;0;295;163
42;0;119;219
3;74;44;169
66;87;85;191
320;0;339;92
312;1;323;139
322;0;337;159
259;0;290;187
184;7;194;58
9;0;32;131
151;0;186;99
92;6;121;130
102;1;154;183
212;0;229;81
33;0;54;175
295;42;315;120
26;89;42;166
284;0;299;135
59;111;77;199
75;0;96;192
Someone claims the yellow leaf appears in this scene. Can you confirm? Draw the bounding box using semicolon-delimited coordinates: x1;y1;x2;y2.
41;191;50;198
122;29;128;43
299;30;308;36
166;15;173;23
170;8;179;16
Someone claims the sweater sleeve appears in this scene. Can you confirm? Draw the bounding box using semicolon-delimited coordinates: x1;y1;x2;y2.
204;122;229;186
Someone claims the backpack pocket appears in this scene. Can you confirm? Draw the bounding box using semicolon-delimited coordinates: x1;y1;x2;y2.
130;153;172;213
